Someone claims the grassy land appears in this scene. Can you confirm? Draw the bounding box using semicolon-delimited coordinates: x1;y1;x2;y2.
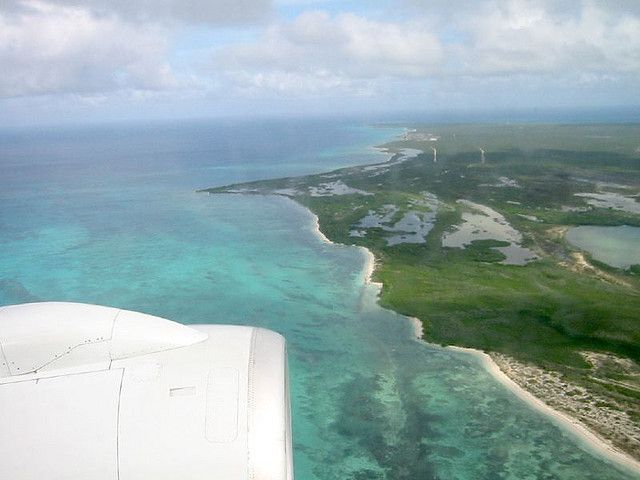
203;123;640;456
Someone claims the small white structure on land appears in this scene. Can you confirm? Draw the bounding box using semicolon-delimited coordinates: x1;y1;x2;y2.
0;302;293;480
431;147;437;163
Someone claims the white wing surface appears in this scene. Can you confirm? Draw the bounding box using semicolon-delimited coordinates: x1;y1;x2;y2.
0;302;293;480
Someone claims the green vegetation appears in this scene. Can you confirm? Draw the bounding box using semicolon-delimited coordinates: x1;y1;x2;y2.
203;123;640;443
382;123;640;157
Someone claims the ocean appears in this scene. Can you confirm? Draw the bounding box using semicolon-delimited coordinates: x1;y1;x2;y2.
0;117;637;479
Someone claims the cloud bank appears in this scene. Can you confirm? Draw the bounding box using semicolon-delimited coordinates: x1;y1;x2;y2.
456;0;640;75
218;0;640;98
217;11;443;96
0;0;638;121
0;1;177;96
2;0;272;26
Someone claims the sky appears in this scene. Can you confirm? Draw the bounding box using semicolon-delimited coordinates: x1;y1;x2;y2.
1;0;639;126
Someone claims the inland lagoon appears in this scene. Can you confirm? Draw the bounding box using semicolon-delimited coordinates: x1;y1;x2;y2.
566;225;640;270
1;119;638;479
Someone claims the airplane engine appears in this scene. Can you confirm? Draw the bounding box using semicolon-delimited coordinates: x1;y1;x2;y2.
0;302;294;480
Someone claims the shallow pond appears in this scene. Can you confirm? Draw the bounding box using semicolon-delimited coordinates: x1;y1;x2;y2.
442;200;538;265
566;225;640;269
574;192;640;215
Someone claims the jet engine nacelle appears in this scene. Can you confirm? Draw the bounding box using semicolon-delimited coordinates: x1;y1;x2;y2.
0;302;293;480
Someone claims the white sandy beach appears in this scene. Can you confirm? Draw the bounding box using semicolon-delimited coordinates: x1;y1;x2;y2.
445;345;640;474
409;316;424;339
361;247;383;288
309;207;383;289
312;214;333;245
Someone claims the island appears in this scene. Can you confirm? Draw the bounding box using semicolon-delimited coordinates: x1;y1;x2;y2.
201;123;640;466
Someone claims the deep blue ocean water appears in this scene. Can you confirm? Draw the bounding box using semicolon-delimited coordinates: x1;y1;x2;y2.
0;118;637;479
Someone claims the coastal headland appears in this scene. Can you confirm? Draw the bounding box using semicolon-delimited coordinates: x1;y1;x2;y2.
202;123;640;470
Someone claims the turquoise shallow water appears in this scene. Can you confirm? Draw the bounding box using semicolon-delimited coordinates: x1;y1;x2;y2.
566;225;640;269
0;119;638;479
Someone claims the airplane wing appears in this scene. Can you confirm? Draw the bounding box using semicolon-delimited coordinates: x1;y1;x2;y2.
0;302;293;480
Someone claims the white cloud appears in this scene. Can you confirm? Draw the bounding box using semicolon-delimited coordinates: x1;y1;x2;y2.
2;0;273;26
0;0;178;97
455;0;640;76
216;11;443;95
1;0;639;115
403;0;640;20
214;2;640;99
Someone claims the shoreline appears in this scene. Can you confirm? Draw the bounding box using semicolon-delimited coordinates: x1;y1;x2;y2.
309;208;383;290
406;302;639;472
446;346;640;474
305;202;640;475
408;316;424;339
360;245;383;288
311;214;333;245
